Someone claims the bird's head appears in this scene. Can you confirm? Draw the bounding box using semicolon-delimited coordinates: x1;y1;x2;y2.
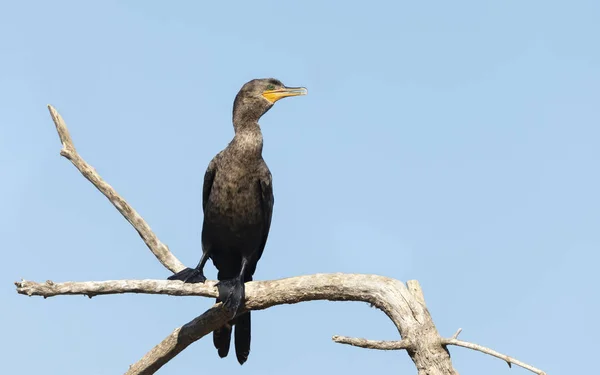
232;78;307;125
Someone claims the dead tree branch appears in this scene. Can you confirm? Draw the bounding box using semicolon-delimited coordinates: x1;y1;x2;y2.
48;105;185;273
15;276;547;375
16;275;454;374
12;105;548;375
332;335;412;350
331;329;547;375
442;334;547;375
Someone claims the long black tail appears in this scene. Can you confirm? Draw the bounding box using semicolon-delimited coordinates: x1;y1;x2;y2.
213;265;252;365
213;304;251;365
213;297;232;358
234;311;251;364
212;301;251;365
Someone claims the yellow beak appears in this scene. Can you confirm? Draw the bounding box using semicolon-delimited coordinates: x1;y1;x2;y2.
262;86;308;103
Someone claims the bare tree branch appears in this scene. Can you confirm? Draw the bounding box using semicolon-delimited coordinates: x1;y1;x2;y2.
47;105;185;273
441;337;547;375
16;276;547;375
15;279;217;298
14;275;426;316
332;335;412;350
125;304;233;375
16;275;457;375
18;106;547;375
330;327;547;375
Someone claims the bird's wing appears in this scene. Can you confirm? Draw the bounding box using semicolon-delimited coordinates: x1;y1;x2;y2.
202;156;218;212
257;166;274;260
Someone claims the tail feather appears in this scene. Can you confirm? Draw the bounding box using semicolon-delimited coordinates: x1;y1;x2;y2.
234;311;251;365
213;298;232;358
213;270;252;364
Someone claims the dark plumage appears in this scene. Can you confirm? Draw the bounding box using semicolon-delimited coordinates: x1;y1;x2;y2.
168;78;307;364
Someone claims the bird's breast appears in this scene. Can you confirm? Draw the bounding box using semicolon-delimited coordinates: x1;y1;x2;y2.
205;167;264;226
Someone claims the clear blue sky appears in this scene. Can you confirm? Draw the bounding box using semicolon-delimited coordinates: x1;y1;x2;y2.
2;1;598;374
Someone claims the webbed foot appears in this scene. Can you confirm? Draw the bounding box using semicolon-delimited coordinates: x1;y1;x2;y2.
168;267;207;283
216;278;245;315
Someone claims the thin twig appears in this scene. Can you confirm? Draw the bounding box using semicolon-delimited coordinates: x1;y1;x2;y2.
451;328;462;339
332;335;411;350
47;105;185;273
441;337;547;375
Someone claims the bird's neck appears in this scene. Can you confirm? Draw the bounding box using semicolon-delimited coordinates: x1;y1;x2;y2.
232;122;263;156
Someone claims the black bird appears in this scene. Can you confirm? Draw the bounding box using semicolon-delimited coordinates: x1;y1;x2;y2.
168;78;307;364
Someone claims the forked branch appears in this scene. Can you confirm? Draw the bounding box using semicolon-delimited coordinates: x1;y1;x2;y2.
15;275;445;374
331;328;547;375
13;106;547;375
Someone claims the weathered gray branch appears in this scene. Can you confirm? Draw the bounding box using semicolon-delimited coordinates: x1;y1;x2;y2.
16;279;218;298
16;275;455;375
15;277;547;375
442;335;546;375
126;304;231;375
47;105;185;273
331;329;547;375
332;335;412;350
12;106;548;375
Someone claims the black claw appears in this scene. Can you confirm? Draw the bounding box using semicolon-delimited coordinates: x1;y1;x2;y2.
168;268;207;283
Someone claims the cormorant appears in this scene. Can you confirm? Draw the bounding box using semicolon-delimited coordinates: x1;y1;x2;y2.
168;78;307;364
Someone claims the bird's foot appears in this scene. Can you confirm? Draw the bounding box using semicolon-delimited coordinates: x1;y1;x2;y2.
216;278;245;315
167;267;207;283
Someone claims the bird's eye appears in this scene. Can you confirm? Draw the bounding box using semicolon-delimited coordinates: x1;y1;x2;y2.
265;84;275;91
